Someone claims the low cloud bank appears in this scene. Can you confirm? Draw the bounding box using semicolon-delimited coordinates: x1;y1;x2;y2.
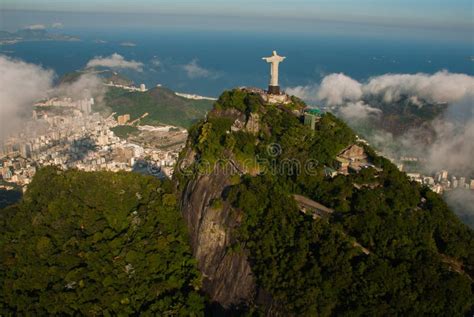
338;101;381;122
317;73;363;106
55;73;106;101
1;55;110;141
363;71;474;104
182;59;218;79
86;53;143;72
286;84;319;102
0;55;54;140
288;70;474;121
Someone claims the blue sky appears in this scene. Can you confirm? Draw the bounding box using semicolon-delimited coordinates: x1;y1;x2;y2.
1;0;472;32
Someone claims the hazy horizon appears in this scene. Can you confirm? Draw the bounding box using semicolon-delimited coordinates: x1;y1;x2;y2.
1;0;472;44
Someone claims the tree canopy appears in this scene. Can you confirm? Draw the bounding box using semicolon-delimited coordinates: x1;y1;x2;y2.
0;167;204;316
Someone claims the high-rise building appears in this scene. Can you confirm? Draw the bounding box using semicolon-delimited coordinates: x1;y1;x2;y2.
20;143;31;158
440;170;448;180
452;177;458;189
459;177;466;188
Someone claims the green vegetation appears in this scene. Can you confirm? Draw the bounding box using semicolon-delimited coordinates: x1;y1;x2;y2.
57;70;213;128
181;89;474;316
58;71;83;85
58;70;133;86
110;125;139;139
101;87;213;128
186;90;354;171
1;88;472;316
214;89;262;113
0;167;204;315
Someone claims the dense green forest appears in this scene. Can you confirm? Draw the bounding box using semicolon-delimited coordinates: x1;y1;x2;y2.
0;168;204;315
180;89;474;316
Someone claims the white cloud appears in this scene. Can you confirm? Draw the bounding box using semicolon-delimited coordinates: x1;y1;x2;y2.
23;24;46;30
0;55;54;140
317;73;363;106
183;59;213;79
292;70;474;177
339;101;382;122
55;73;106;100
0;55;107;143
364;71;474;104
52;22;64;29
424;94;474;173
294;70;474;107
286;84;319;102
86;53;143;72
365;72;473;175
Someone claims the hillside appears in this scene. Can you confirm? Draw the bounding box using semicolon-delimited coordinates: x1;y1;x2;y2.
366;96;447;137
342;96;451;162
175;89;474;315
0;88;472;316
58;70;133;86
102;86;214;128
0;168;204;315
57;70;214;128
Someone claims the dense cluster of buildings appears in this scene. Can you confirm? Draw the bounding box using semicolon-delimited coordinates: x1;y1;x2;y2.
35;97;94;115
104;82;147;92
0;97;186;193
406;169;474;194
175;92;217;101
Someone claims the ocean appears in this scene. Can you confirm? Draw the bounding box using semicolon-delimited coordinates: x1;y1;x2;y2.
2;26;473;97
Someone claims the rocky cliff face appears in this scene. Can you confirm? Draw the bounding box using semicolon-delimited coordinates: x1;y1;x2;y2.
173;89;304;312
178;152;256;308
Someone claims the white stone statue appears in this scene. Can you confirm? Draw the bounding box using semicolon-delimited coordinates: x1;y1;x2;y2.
262;50;286;90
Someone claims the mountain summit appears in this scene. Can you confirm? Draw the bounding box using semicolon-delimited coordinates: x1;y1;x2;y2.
175;88;473;315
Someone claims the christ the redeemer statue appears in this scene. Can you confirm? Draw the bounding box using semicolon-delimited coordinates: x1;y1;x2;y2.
262;50;286;95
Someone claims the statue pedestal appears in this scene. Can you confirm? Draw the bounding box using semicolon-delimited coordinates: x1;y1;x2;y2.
267;85;280;95
238;87;291;105
261;92;291;105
